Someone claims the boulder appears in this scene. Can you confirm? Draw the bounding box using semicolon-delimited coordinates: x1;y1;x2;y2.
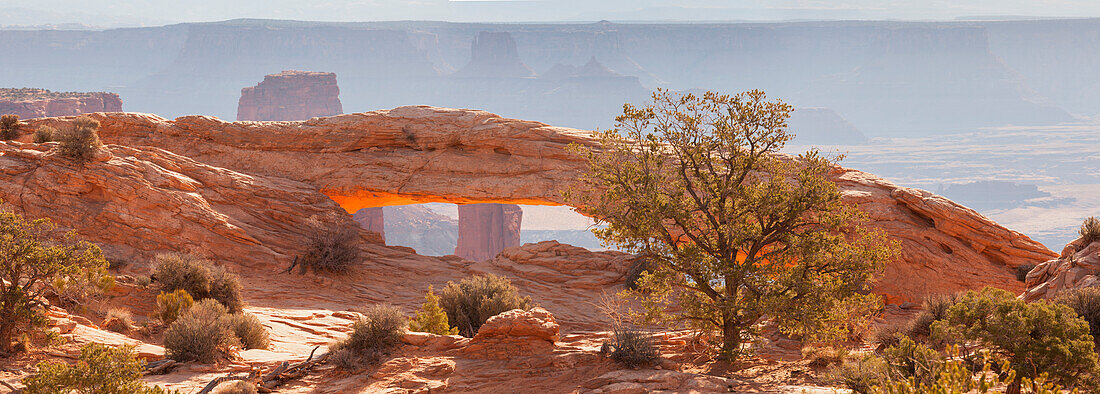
1023;236;1100;300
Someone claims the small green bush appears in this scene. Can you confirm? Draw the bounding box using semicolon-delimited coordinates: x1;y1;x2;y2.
439;274;532;337
298;228;359;273
102;307;134;333
0;114;19;140
881;335;942;387
624;259;653;290
408;285;459;335
1057;287;1100;348
833;354;889;394
156;289;194;325
57;116;102;161
330;304;406;369
1082;216;1100;246
163;299;238;363
22;343;170;393
33;125;56;143
227;313;270;350
602;328;658;368
153;253;242;312
932;286;1099;388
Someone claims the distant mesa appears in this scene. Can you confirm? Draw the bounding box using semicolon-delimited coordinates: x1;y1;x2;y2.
379;204;459;257
0;88;122;119
787;107;868;145
454;31;536;78
236;70;343;121
540;56;625;80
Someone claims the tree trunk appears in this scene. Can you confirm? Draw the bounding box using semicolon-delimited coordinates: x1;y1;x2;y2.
1006;377;1021;394
0;321;12;354
720;317;741;361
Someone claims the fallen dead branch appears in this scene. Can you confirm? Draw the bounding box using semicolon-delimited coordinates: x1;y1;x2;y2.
196;346;329;393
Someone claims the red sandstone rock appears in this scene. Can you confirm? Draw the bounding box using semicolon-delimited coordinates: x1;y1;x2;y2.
236;70;342;121
1023;236;1100;300
27;108;1056;302
353;207;385;242
454;203;522;261
0;92;122;119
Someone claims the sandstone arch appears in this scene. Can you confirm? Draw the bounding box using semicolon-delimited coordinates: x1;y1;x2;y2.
27;107;1056;302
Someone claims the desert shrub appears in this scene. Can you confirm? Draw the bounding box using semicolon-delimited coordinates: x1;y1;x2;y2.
833;354;889;394
438;274;532;337
208;265;243;313
0;114;19;140
102;308;134;333
298;228;359;273
601;328;658;368
803;345;849;368
33;125;55;143
408;285;459;335
1016;263;1036;282
21;343;169;393
1082;216;1100;246
872;325;905;350
155;289;194;325
214;381;257;394
1056;287;1100;348
227;313;270;350
57;116;102;161
163;299;238;363
881;335;942;387
905;292;960;341
153;253;242;312
931;286;1099;389
329;304;405;369
875;349;1065;394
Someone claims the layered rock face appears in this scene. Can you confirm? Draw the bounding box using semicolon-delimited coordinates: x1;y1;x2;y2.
454;32;535;78
236;70;343;121
1023;236;1100;300
29;108;1056;302
352;207;385;242
455;203;522;261
0;140;366;270
0;89;122;119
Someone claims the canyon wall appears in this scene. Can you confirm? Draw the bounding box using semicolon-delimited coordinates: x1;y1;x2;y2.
353;207;385;242
0;91;122;119
237;70;343;121
28;108;1057;302
455;203;523;261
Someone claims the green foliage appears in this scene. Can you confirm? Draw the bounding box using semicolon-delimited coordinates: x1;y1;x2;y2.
57;116;102;161
602;328;658;368
567;89;895;360
155;289;194;325
163;299;238;363
834;354;889;394
298;228;359;273
931;287;1099;388
623;259;653;291
1081;216;1100;246
33;125;56;143
0;205;108;353
1;114;20;140
153;253;243;312
227;312;270;350
330;304;406;369
874;348;1065;394
408;285;459;335
1056;286;1100;349
880;335;942;387
22;343;171;393
438;274;532;337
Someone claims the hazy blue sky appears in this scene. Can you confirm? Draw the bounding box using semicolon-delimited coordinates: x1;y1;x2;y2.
3;0;1100;27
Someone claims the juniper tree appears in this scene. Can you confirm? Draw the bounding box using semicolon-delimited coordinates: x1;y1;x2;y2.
568;89;894;360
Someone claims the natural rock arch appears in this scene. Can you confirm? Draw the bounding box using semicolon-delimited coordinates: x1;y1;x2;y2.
28;107;1056;302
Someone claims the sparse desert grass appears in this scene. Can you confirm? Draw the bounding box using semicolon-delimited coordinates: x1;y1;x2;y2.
102;307;134;333
601;328;658;368
329;304;406;369
57;116;102;161
163;299;238;363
